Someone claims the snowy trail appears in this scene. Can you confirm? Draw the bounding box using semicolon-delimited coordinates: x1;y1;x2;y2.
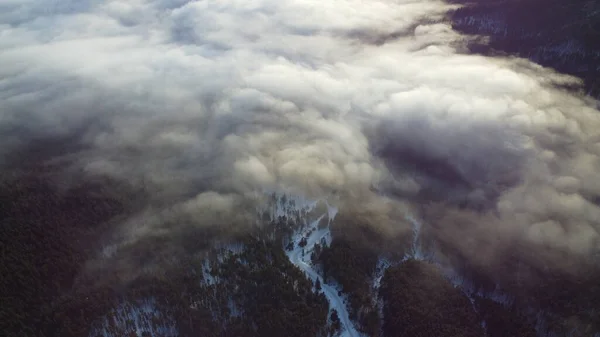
287;215;361;337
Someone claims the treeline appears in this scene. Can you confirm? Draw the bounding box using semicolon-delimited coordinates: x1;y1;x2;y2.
378;259;545;337
87;238;330;337
310;224;381;337
0;169;334;337
379;259;483;337
0;172;125;337
446;249;600;336
526;268;600;335
38;214;332;337
474;298;536;337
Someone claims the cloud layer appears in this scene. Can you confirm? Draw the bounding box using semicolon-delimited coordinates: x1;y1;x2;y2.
2;0;600;284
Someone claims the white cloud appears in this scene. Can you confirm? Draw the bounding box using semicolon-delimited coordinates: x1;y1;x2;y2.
1;0;599;280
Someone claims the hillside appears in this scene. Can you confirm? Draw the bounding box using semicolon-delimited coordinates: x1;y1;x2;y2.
450;0;600;98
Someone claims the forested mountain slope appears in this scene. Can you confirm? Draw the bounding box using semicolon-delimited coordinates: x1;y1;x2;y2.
450;0;600;97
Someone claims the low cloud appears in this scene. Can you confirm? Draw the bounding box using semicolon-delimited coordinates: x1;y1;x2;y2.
1;0;599;286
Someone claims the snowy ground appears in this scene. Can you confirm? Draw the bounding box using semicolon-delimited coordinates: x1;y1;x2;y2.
92;192;594;337
284;202;363;337
89;298;178;337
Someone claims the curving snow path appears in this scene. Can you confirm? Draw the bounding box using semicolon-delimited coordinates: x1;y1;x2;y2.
286;214;361;337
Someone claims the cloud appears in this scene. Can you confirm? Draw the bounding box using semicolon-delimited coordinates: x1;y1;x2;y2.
1;0;600;285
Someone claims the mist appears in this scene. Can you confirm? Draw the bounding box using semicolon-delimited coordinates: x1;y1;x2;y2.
2;0;600;287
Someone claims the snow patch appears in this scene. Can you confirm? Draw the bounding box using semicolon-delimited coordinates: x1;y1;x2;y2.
89;298;178;337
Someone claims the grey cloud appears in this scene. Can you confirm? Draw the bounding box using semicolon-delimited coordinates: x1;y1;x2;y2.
368;114;528;211
1;0;600;287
